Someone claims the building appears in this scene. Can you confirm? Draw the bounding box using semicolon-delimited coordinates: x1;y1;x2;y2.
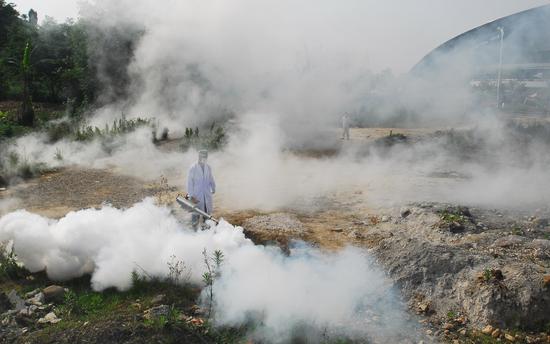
411;5;550;112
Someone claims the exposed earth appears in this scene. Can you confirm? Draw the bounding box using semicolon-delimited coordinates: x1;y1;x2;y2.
1;128;550;343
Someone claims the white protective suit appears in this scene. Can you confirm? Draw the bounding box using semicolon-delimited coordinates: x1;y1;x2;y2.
342;115;350;140
187;162;216;214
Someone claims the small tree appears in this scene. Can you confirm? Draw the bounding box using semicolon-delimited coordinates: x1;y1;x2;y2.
18;42;34;126
202;248;224;319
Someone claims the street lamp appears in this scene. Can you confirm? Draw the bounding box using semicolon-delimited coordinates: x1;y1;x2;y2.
496;26;504;109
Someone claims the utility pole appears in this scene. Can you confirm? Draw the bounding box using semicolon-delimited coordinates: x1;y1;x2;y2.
496;26;504;110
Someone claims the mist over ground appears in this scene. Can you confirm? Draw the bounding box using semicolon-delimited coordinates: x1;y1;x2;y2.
1;2;550;342
3;1;550;211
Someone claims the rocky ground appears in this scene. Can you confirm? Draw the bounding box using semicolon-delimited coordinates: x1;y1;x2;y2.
241;201;550;343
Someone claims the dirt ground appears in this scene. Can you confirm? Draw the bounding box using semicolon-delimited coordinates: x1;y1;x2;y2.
2;126;550;343
0;167;159;218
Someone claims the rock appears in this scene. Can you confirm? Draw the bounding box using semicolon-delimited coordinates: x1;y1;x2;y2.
42;285;65;303
19;305;38;317
443;322;454;330
381;215;390;222
459;329;467;336
530;239;550;250
449;221;465;233
24;289;40;298
143;304;170;321
504;333;515;342
150;294;165;305
401;209;411;218
482;325;494;335
0;292;11;313
38;312;61;324
7;290;26;311
532;218;549;228
242;213;306;237
27;292;45;306
491;329;501;338
544;275;550;287
493;235;527;248
492;269;504;281
417;302;430;313
348;230;364;239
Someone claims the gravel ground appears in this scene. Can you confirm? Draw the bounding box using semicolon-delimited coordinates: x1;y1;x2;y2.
0;167;159;218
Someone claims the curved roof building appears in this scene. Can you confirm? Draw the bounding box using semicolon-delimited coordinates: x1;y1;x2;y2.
412;5;550;81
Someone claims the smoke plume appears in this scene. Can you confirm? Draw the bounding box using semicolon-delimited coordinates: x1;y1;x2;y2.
0;198;417;342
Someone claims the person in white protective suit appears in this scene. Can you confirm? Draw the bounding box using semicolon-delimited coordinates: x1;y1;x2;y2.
186;150;216;229
342;113;350;140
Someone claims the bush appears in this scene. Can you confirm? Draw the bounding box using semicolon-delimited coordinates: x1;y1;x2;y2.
180;123;227;151
0;242;29;281
75;117;151;141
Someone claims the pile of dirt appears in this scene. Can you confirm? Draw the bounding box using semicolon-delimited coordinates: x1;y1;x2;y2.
242;213;308;248
364;203;550;337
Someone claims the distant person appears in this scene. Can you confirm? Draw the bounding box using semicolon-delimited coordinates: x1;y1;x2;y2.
186;150;216;229
342;113;350;140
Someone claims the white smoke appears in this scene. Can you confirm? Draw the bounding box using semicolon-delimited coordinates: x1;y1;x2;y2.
0;198;417;342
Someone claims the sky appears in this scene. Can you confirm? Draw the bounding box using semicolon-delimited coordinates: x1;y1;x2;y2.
9;0;550;72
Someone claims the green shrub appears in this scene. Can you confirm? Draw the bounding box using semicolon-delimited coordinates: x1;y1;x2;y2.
75;117;151;141
0;242;29;281
180;123;227;151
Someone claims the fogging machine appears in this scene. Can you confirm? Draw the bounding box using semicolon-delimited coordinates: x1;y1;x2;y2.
176;195;219;224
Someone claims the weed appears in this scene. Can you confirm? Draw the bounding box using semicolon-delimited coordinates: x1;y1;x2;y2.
46;121;73;143
54;148;63;161
202;248;224;319
440;211;465;224
61;290;106;316
180;123;227;151
144;305;182;329
167;255;191;285
154;175;176;206
447;310;457;320
482;268;493;282
8;151;19;166
75;117;151;141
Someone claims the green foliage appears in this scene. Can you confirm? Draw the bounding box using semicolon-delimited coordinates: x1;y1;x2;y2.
143;305;182;329
0;112;31;138
61;290;106;316
439;211;466;224
511;226;523;236
75;117;151;141
0;150;48;182
202;249;224;319
21;42;30;72
482;268;493;282
0;242;29;281
181;123;227;151
438;207;471;224
446;310;457;320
